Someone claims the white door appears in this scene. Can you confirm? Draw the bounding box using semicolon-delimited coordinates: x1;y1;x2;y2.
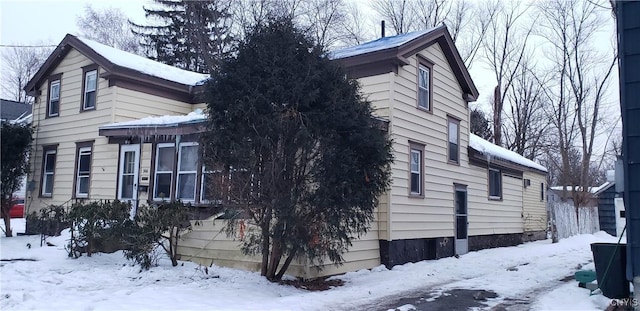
455;185;469;255
118;144;140;218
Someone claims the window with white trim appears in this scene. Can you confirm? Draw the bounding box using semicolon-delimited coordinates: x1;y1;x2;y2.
49;80;60;117
154;143;174;200
409;142;424;196
418;65;430;110
176;142;199;201
42;149;57;196
75;146;92;197
83;70;97;110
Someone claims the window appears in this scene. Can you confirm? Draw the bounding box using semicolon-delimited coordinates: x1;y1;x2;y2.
409;142;424;196
75;145;92;198
154;143;175;200
201;165;224;204
448;118;459;164
47;77;61;117
417;57;433;111
176;142;199;201
82;66;98;111
489;168;502;199
540;182;545;201
41;147;57;196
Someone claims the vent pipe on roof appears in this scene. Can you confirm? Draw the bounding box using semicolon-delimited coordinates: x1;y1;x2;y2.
381;20;385;38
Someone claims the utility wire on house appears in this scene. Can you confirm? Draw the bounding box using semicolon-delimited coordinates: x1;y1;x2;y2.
0;44;57;48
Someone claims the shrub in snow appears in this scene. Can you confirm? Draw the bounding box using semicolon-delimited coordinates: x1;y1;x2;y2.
67;200;131;257
25;204;69;237
122;201;190;269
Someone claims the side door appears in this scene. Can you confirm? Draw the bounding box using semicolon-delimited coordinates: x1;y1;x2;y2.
455;184;468;255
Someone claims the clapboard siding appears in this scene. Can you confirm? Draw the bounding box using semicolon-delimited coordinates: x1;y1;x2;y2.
27;48;118;210
27;47;200;213
378;42;526;240
355;73;394;240
387;43;468;240
113;87;193;122
522;171;547;232
177;219;380;278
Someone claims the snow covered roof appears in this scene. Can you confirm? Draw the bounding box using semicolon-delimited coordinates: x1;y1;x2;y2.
469;133;547;172
100;109;206;130
25;34;209;100
329;25;479;102
76;37;209;86
330;28;437;60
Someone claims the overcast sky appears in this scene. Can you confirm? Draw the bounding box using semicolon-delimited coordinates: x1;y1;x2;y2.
0;0;148;46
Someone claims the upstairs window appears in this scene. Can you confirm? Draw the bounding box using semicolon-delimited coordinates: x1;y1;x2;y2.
47;75;61;117
489;168;502;200
154;143;175;200
176;142;199;202
409;142;424;196
82;65;98;111
75;144;92;198
541;182;545;201
417;57;433;112
448;118;460;164
41;146;57;197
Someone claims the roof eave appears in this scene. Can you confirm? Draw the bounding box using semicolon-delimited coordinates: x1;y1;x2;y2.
24;34;204;101
468;147;547;175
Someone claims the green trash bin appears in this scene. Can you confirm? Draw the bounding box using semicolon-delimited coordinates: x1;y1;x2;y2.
590;243;630;299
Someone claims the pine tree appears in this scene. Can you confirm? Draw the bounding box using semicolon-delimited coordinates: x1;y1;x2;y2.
130;0;234;73
201;18;393;281
470;108;493;141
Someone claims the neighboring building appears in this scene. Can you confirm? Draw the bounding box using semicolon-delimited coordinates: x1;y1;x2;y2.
25;27;547;279
1;99;32;123
594;182;618;236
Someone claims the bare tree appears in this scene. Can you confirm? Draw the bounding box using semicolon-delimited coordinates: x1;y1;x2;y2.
503;58;551;160
414;0;450;29
1;45;51;104
369;0;497;69
297;0;348;47
455;0;500;69
231;0;349;48
372;0;415;35
537;0;617;210
77;5;141;54
482;0;533;146
339;2;375;46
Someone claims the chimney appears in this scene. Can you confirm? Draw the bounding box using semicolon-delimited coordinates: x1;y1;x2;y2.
381;20;385;38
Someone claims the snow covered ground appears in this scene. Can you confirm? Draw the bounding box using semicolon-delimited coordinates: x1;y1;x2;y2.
0;219;623;310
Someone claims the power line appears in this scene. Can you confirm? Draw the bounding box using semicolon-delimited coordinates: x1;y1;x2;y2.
0;44;57;48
